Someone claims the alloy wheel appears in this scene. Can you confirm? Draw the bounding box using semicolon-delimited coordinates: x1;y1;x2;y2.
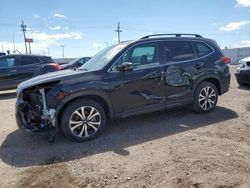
69;106;101;138
198;86;216;111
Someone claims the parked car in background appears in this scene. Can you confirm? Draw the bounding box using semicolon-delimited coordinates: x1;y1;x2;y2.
235;57;250;86
0;54;60;90
60;57;91;70
16;34;230;142
0;52;6;56
53;58;72;66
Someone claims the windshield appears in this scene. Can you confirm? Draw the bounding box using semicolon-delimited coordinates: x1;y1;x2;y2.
79;42;131;71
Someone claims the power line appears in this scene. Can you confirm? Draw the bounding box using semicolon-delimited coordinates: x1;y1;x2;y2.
20;20;28;54
115;22;122;43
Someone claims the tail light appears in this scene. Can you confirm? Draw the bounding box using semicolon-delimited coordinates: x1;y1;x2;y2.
49;63;61;71
221;56;231;64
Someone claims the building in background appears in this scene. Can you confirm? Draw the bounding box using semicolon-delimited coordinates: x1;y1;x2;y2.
223;47;250;65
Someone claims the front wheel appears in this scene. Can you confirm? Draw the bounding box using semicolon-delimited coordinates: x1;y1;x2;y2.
192;81;218;113
61;99;106;142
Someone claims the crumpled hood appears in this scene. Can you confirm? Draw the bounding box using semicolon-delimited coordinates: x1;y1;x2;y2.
18;69;83;90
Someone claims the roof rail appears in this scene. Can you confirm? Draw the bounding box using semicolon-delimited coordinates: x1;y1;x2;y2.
140;33;203;39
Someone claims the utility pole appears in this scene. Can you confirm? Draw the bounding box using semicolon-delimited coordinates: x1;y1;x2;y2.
115;22;122;43
12;33;16;53
20;20;28;54
61;45;65;58
47;48;50;56
28;42;31;54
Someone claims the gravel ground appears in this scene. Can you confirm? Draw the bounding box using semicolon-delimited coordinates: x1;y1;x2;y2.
0;66;249;188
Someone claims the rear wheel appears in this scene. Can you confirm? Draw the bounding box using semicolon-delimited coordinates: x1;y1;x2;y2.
192;81;218;113
61;99;106;142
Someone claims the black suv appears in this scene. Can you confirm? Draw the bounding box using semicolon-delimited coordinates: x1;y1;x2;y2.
0;54;60;90
16;34;231;142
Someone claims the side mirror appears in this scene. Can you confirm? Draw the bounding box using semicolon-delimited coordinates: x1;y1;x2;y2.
117;62;133;72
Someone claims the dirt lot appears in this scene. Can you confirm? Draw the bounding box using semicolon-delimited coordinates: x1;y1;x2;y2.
0;66;249;188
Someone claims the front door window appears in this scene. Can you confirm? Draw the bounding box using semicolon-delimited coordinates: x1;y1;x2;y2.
112;42;159;71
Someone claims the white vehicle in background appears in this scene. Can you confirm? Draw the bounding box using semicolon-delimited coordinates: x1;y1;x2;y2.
235;57;250;86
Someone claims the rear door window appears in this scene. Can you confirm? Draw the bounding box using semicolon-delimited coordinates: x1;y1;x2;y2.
162;41;194;63
193;42;213;57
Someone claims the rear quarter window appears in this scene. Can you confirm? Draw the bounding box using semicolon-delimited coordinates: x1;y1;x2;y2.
193;41;213;57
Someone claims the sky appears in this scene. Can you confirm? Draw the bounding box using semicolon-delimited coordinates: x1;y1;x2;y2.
0;0;250;58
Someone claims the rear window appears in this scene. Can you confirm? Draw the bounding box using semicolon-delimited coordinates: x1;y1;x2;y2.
163;41;194;62
193;41;213;57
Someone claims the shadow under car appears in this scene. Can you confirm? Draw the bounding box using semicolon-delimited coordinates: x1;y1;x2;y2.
0;106;238;167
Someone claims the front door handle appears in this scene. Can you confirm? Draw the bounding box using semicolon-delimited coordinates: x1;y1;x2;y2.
145;71;160;79
10;70;17;73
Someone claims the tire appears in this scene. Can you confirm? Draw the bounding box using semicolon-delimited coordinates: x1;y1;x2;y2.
192;81;218;113
238;82;248;86
61;99;106;142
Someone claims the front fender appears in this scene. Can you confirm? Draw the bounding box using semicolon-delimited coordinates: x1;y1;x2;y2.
55;89;114;126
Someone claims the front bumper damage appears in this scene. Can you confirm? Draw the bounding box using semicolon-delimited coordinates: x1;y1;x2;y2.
15;86;59;141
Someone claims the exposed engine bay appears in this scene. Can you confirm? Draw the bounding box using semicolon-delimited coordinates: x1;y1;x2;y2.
16;84;59;141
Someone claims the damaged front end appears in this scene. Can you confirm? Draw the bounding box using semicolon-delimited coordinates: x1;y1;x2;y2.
15;82;61;140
